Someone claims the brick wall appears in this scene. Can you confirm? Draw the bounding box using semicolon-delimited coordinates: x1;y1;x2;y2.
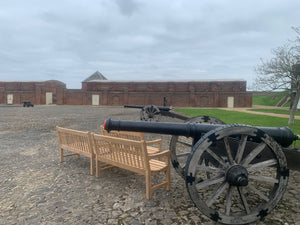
0;80;252;107
83;80;252;107
0;81;66;105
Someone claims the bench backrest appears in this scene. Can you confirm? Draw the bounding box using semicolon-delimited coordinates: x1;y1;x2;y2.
56;126;93;155
100;125;144;141
92;133;149;174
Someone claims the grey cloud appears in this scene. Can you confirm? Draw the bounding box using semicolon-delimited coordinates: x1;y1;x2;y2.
114;0;140;16
0;0;299;89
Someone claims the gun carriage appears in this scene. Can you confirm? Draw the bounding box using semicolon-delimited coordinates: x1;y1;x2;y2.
124;104;188;121
104;118;300;225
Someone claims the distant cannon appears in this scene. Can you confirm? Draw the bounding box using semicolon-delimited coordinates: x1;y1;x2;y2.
104;118;300;225
124;104;172;121
23;101;34;107
124;104;194;121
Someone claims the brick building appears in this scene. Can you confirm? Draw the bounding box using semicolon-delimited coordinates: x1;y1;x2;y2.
0;80;66;105
0;71;252;107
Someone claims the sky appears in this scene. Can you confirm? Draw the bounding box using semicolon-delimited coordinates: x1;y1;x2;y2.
0;0;299;89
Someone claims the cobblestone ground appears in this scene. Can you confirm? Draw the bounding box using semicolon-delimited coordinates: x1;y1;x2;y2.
0;105;299;225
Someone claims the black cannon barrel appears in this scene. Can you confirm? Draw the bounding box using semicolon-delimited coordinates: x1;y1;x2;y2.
124;104;171;111
104;118;299;148
124;104;145;109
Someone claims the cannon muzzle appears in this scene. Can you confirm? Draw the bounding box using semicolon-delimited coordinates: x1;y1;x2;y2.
104;118;298;147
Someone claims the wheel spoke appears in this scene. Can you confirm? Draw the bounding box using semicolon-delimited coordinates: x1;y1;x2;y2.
247;183;270;202
224;137;234;165
241;142;266;166
195;174;225;190
247;159;277;171
225;185;234;215
248;174;279;184
206;182;229;207
203;158;211;179
177;140;193;147
206;148;228;168
176;152;190;157
237;187;250;214
196;165;224;173
235;134;248;164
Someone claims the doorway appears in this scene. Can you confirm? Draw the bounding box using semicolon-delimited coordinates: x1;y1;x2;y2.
46;92;53;105
7;94;13;104
92;95;99;106
227;96;234;108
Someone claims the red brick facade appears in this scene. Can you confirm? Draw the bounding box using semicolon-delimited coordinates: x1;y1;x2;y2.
82;80;252;107
0;80;66;105
0;79;252;107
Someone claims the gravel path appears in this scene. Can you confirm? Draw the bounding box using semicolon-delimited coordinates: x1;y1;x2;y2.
0;105;299;225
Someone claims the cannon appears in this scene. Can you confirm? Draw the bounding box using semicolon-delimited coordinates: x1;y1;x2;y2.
23;101;34;107
104;118;300;225
124;104;172;121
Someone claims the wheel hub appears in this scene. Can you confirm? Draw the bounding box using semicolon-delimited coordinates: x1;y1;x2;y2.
226;165;248;186
148;112;154;118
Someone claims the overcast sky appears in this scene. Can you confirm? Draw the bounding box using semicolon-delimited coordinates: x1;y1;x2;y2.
0;0;299;89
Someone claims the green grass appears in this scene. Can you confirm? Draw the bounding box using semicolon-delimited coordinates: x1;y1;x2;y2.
174;108;300;141
173;91;300;147
252;91;289;106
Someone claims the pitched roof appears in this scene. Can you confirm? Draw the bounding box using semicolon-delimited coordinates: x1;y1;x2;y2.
82;71;107;82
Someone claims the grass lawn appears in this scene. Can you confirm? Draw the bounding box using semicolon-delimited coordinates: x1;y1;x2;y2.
174;108;300;143
252;91;289;106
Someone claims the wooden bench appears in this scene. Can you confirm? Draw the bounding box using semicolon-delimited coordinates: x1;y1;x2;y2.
56;126;95;175
100;125;162;155
92;133;171;199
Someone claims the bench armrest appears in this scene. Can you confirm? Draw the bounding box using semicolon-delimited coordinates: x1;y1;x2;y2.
148;150;171;160
145;139;162;150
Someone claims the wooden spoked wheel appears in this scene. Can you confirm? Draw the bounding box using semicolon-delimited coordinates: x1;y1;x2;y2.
170;116;225;178
185;125;289;225
140;105;161;121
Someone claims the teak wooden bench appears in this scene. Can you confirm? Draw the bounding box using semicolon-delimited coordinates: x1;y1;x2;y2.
100;125;162;155
56;126;95;175
92;133;171;199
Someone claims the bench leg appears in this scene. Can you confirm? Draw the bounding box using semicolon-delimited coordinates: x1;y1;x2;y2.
96;160;100;178
166;167;171;191
60;148;64;162
90;157;95;176
146;173;151;200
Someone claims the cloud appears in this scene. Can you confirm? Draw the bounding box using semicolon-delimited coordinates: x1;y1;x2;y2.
114;0;140;16
0;0;299;89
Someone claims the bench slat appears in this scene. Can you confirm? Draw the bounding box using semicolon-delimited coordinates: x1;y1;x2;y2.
100;125;162;155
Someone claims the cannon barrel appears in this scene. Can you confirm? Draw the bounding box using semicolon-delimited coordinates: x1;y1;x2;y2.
124;104;144;109
104;118;299;147
124;104;171;111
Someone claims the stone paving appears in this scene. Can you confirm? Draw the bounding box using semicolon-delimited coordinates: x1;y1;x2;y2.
0;105;299;225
